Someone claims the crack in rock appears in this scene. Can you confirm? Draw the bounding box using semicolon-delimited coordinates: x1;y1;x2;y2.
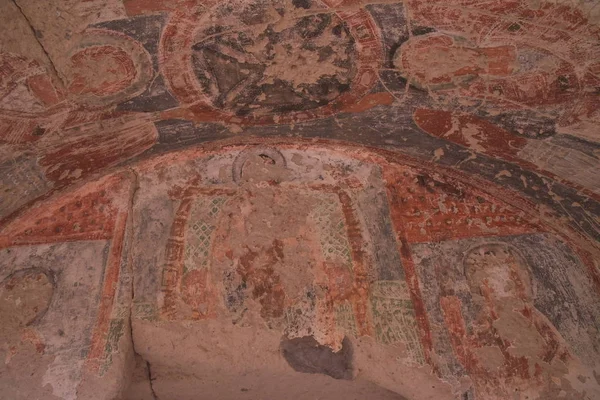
11;0;67;89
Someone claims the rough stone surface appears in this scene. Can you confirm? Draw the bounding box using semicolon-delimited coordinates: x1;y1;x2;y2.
0;1;599;399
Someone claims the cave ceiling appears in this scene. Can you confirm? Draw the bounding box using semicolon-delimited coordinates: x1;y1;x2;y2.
0;0;600;399
0;0;598;233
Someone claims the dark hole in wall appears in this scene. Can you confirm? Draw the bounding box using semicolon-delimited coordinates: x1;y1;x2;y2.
280;336;354;380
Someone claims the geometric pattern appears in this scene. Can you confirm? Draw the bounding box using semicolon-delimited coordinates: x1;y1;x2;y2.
311;193;353;268
335;301;358;337
184;196;228;272
370;280;425;365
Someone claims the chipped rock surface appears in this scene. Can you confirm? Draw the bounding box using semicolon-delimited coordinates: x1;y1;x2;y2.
0;0;599;399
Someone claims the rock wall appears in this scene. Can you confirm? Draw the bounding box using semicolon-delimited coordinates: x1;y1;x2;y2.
1;0;599;398
1;143;598;399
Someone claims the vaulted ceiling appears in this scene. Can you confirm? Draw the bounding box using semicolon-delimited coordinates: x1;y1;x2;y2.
1;0;599;240
0;1;599;399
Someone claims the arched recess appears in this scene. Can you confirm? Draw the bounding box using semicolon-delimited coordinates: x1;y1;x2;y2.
0;138;599;400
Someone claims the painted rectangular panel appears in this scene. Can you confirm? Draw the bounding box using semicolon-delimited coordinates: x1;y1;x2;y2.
411;233;600;396
0;241;110;400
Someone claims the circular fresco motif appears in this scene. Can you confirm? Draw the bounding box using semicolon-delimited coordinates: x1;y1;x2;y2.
463;243;535;301
67;30;153;108
160;0;382;124
69;46;137;96
0;268;54;331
